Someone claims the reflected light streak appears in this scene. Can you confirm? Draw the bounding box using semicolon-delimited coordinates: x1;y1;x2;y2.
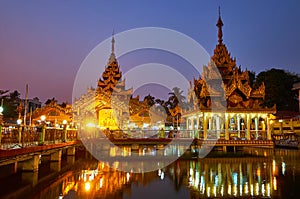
228;184;232;195
240;184;243;196
267;183;271;197
126;172;130;182
85;182;91;192
233;185;237;197
250;184;254;196
255;183;259;195
244;182;249;195
221;185;224;196
273;176;277;190
160;171;165;180
207;186;210;198
262;183;265;196
282;162;286;175
195;171;199;187
272;160;276;174
213;185;216;197
99;177;103;188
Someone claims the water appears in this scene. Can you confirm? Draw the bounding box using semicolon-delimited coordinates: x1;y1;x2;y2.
1;147;300;199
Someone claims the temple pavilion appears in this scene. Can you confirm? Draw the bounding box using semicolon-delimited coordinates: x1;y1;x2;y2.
73;35;165;131
182;10;276;140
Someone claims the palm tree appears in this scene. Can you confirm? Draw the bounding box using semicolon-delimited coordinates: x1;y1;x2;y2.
168;87;186;109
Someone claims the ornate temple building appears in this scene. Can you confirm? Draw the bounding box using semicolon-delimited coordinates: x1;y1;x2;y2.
73;35;165;131
29;101;73;127
183;9;276;140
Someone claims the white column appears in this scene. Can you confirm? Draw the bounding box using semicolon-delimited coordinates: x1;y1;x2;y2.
267;117;271;140
203;113;208;140
216;116;220;139
254;117;259;139
237;115;241;138
208;118;212;131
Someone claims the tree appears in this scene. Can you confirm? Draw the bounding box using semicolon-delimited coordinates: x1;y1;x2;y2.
143;94;156;107
254;68;300;111
45;97;57;105
248;70;256;87
0;90;21;121
167;87;186;109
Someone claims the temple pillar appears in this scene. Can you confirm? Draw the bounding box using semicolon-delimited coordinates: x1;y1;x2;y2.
237;115;241;138
203;114;208;140
225;114;229;140
216;116;220;139
254;117;259;139
191;118;194;138
267;117;272;140
246;114;251;140
195;115;200;138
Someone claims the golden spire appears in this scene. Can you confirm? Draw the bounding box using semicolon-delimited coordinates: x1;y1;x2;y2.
111;30;115;54
108;30;116;64
216;6;224;45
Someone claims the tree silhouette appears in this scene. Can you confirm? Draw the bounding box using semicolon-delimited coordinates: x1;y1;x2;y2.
144;94;156;107
0;90;21;121
45;97;58;105
167;87;186;109
254;68;300;111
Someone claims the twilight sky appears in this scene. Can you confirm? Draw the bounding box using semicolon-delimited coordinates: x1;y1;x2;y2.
1;0;300;103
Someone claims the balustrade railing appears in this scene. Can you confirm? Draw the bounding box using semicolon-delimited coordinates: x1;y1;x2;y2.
0;125;78;149
80;129;269;141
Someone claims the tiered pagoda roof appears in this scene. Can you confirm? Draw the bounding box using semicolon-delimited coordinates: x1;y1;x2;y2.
97;35;125;93
192;8;273;112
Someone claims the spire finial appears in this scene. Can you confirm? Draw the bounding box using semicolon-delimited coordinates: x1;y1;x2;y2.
108;30;117;64
111;29;115;53
217;6;224;45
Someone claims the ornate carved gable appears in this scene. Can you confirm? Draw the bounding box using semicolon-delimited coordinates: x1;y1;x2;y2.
211;44;236;75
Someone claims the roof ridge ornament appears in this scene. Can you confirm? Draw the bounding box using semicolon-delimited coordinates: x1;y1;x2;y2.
108;30;116;65
217;6;224;45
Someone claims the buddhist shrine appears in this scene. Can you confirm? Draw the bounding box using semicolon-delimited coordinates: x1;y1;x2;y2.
182;9;276;140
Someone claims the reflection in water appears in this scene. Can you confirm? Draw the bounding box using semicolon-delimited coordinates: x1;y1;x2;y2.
26;148;300;198
186;158;272;198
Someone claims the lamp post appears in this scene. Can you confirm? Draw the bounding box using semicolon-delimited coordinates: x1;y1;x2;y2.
17;119;22;145
62;120;67;142
39;115;46;145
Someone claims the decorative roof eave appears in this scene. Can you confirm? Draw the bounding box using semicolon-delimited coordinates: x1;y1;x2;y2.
182;107;276;118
